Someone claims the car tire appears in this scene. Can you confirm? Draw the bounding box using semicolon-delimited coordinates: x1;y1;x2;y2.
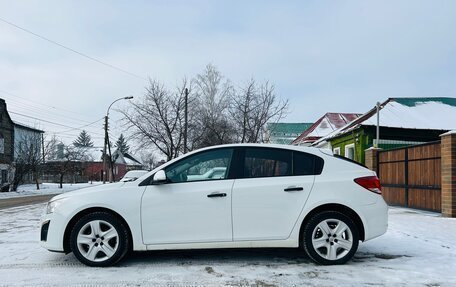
303;211;359;265
70;212;129;267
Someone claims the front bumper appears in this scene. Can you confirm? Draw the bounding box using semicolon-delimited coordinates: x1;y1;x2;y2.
40;212;66;252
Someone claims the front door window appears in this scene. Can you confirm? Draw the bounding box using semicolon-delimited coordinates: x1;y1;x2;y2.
165;148;233;183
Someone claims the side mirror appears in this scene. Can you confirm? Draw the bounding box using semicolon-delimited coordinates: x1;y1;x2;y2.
152;170;167;184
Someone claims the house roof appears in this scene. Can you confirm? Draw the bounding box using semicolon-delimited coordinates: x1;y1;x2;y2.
112;149;142;166
13;122;45;133
312;97;456;146
292;113;361;145
266;122;313;145
267;123;313;135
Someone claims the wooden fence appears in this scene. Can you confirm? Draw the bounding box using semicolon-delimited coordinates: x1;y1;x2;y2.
377;141;441;212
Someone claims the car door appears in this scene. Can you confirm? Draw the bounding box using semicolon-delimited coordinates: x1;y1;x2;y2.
232;147;320;241
141;148;235;245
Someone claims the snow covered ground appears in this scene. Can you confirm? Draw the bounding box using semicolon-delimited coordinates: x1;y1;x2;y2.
0;205;455;287
0;182;102;199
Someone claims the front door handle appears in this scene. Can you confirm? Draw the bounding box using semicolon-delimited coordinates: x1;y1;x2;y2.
207;192;227;198
284;186;304;192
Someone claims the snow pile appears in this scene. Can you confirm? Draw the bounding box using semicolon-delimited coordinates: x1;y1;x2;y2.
0;205;455;286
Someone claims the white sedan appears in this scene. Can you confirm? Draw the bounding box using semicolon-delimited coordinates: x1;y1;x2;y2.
41;144;388;267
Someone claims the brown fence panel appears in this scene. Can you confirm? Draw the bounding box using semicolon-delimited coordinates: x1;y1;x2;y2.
377;141;441;212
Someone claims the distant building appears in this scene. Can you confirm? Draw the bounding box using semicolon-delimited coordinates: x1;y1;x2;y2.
264;123;313;145
0;99;44;188
313;97;456;163
292;113;360;146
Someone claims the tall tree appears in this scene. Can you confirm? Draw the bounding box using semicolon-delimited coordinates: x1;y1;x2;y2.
122;64;289;160
73;130;94;147
191;64;236;148
115;134;130;154
122;79;185;161
230;79;288;143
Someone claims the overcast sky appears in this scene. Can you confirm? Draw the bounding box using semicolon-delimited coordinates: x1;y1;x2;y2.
1;1;456;149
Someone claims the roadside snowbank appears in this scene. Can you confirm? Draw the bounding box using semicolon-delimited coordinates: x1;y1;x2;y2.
0;182;102;199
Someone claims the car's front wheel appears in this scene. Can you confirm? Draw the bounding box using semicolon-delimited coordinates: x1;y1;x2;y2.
303;211;359;265
70;212;129;267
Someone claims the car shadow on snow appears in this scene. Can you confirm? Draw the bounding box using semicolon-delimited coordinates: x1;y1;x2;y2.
119;248;410;267
122;248;313;267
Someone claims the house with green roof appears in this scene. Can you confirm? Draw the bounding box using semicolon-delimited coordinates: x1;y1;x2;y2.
264;123;312;145
312;97;456;164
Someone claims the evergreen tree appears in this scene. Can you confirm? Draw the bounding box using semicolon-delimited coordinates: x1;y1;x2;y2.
73;130;94;147
115;134;130;154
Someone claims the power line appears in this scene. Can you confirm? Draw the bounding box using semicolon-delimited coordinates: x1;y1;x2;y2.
0;89;95;123
0;16;147;81
9;111;104;135
54;117;104;134
0;89;122;138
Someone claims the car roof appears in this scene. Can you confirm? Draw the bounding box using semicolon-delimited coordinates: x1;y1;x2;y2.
191;143;327;156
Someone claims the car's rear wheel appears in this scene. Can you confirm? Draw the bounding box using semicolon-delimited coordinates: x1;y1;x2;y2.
303;211;359;265
70;212;129;267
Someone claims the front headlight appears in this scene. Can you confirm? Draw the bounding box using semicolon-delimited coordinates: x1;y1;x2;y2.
46;199;66;214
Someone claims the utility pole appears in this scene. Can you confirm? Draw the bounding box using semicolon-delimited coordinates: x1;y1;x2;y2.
375;102;380;148
183;87;189;153
107;133;114;182
103;96;133;184
102;116;108;184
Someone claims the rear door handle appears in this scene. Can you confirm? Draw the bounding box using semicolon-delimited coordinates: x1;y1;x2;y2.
284;186;304;192
207;192;227;198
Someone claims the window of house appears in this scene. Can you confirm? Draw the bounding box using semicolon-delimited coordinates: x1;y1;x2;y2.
333;147;341;155
1;170;7;184
345;144;355;160
244;148;292;178
165;148;233;183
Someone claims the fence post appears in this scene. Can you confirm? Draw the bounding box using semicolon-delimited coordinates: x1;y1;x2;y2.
365;147;382;174
441;131;456;217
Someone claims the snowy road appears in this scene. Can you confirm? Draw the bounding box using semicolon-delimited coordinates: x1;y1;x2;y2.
0;204;455;287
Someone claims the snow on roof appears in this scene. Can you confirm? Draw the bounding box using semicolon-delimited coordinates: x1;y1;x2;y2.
312;97;456;146
292;113;361;145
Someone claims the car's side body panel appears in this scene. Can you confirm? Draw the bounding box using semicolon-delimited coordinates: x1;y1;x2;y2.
141;180;235;245
232;175;314;241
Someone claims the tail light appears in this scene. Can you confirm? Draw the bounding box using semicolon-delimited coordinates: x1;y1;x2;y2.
354;176;382;194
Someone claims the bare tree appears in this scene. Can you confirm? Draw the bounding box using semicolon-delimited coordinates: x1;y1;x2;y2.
54;145;88;188
122;79;185;161
11;134;43;191
44;135;61;161
138;150;157;170
230;79;289;143
122;65;289;161
191;64;236;148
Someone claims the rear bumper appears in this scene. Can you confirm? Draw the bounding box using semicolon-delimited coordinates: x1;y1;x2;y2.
358;197;388;241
